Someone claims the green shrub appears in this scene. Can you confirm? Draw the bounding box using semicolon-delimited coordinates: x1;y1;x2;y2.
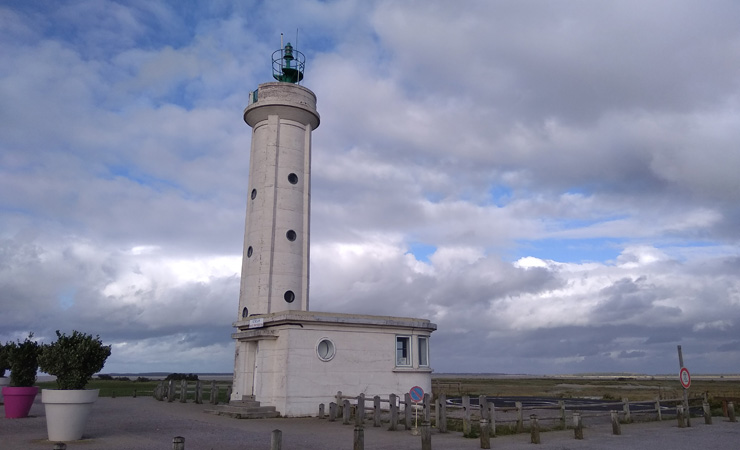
38;330;112;390
6;333;41;387
0;342;10;377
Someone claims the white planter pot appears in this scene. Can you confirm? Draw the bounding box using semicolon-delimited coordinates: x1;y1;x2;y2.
0;377;9;404
42;389;99;441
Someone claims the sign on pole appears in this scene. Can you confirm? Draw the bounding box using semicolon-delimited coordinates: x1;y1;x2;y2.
409;386;424;403
680;367;691;389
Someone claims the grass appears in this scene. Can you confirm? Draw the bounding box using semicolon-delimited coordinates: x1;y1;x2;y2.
36;378;232;402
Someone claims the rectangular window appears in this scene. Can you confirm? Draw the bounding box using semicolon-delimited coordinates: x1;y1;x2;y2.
418;336;429;367
396;336;411;366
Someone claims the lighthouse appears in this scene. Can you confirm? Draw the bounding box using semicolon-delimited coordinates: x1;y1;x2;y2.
229;42;436;417
238;42;318;317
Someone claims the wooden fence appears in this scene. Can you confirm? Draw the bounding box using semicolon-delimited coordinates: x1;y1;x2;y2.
152;379;232;405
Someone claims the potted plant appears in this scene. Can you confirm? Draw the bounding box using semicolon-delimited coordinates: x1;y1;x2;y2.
0;342;10;404
2;333;41;418
38;330;111;441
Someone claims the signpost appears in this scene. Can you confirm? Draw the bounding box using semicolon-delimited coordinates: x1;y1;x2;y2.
677;345;691;427
409;386;424;434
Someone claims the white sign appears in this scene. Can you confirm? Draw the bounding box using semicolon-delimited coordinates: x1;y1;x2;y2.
679;367;691;389
249;318;264;329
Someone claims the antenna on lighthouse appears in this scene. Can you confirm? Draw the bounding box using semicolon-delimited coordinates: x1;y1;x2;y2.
273;33;306;84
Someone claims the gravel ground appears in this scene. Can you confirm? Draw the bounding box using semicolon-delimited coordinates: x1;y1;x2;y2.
1;396;738;450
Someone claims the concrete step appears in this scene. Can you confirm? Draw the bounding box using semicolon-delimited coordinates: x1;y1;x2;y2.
204;396;280;419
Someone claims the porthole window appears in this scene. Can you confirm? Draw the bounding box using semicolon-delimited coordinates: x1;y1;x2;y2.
251;189;257;200
247;246;253;257
242;307;248;318
316;338;336;362
284;290;295;303
288;173;298;184
286;230;297;241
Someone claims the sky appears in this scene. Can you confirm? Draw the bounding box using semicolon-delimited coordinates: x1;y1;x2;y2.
1;0;739;376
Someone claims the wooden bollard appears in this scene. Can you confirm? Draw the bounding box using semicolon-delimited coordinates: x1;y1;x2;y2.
404;393;412;430
438;394;447;433
655;397;662;421
573;412;583;440
133;388;137;398
353;425;364;450
271;429;282;450
356;394;366;426
530;414;540;444
479;395;489;421
703;401;712;425
480;419;491;449
336;391;343;414
389;394;398;431
225;385;232;403
729;401;737;422
343;399;351;425
195;381;202;404
622;397;631;423
423;393;431;423
168;379;175;402
319;403;325;419
53;444;67;450
488;401;496;437
172;436;185;450
462;395;471;435
329;402;337;422
611;411;621;435
421;421;432;450
515;401;523;433
677;405;686;428
373;395;381;427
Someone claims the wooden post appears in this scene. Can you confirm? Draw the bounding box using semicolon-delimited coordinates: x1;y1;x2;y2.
462;395;471;436
336;391;343;414
319;403;325;419
488;401;496;437
180;380;187;403
271;429;282;450
225;385;232;403
211;385;219;405
530;414;540;444
573;412;583;440
389;394;398;431
195;381;202;404
172;436;185;450
677;405;686;428
329;402;337;422
622;397;631;423
703;401;712;425
677;345;691;427
404;393;412;430
729;401;737;422
343;399;351;425
167;379;175;402
423;393;431;423
353;425;364;450
611;411;621;435
480;419;491;449
373;395;381;427
438;394;447;433
515;401;523;433
479;395;489;421
356;394;365;426
133;388;137;398
559;400;566;429
421;421;432;450
655;397;662;421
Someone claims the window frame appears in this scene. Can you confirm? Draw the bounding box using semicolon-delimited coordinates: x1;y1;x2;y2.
417;336;429;367
395;335;412;367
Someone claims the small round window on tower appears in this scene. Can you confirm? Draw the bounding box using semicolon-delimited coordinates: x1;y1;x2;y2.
288;173;298;184
284;290;295;303
251;189;257;200
286;230;297;241
247;246;253;257
316;338;336;361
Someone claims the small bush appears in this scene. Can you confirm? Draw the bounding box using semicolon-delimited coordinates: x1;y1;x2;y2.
165;373;199;381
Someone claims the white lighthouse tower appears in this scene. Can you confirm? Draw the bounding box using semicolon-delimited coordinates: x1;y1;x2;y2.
230;42;436;417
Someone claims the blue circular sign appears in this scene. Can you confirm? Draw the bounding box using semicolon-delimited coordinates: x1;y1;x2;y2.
409;386;424;403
